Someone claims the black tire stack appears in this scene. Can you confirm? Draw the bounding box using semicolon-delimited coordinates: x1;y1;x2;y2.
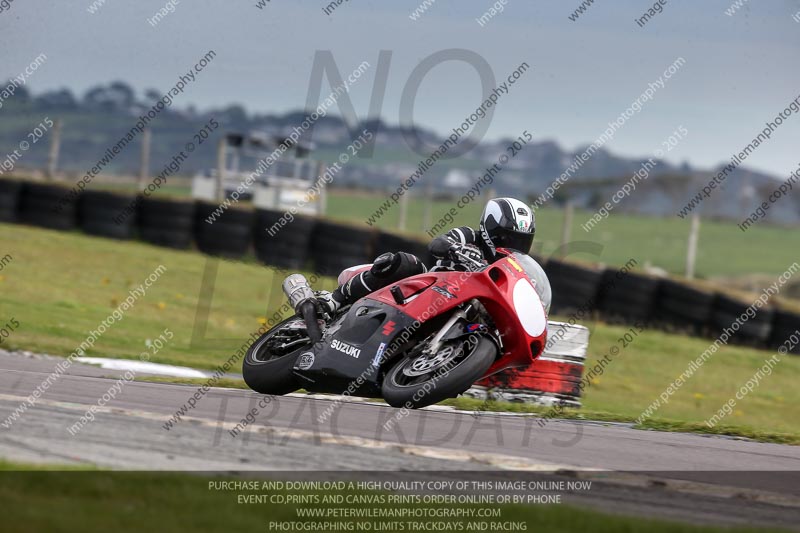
310;220;375;276
18;182;78;230
79;191;138;240
597;270;661;324
710;294;775;346
0;179;22;222
138;197;195;249
373;231;434;269
769;309;800;354
254;209;316;270
194;202;254;259
4;176;800;358
545;260;603;315
655;279;715;336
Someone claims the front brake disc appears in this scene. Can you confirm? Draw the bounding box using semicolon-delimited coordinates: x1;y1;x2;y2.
402;343;462;377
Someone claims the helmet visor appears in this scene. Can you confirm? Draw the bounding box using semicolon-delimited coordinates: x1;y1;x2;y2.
494;228;534;254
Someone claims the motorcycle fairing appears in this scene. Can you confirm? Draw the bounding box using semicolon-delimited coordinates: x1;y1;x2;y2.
292;253;547;395
291;299;420;396
366;254;548;377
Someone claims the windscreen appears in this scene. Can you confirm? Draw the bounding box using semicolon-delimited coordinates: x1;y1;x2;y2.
512;253;552;314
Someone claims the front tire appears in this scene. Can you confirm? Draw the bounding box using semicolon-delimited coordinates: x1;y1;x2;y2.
242;317;312;396
381;336;497;409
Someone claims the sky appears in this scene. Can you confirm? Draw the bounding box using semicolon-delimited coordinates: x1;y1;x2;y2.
1;0;799;177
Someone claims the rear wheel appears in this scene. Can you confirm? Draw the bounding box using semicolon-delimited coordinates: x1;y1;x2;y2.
382;335;497;409
242;317;313;396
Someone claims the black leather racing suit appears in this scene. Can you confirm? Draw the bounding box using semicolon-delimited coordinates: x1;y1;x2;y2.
328;226;497;309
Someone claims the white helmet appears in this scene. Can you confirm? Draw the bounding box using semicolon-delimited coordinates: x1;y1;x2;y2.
478;197;535;255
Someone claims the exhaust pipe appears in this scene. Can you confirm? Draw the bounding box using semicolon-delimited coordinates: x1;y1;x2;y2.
282;274;323;344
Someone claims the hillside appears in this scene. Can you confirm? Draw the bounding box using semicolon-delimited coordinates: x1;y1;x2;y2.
1;81;796;224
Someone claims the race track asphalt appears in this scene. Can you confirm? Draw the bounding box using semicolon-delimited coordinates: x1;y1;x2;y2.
0;352;798;530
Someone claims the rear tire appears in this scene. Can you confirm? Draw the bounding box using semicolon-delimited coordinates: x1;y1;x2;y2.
381;336;497;409
242;317;311;396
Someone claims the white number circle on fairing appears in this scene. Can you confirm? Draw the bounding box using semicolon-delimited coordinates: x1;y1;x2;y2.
512;279;546;337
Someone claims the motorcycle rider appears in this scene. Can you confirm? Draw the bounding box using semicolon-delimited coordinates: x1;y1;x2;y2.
314;197;536;316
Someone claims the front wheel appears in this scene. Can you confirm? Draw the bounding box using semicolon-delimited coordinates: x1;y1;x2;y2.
242;317;313;396
381;335;497;409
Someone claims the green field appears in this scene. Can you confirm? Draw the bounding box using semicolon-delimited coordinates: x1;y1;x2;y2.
0;223;797;443
325;190;800;281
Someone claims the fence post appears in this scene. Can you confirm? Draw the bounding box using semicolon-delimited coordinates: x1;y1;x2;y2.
138;128;151;188
317;161;327;216
422;175;434;233
559;200;574;257
216;137;226;202
46;119;62;181
398;181;409;231
685;212;701;279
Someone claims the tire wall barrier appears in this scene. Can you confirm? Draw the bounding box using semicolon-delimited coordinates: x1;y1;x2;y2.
710;294;774;346
194;202;254;259
254;209;315;270
545;260;603;315
373;231;435;267
310;220;376;277
597;270;660;325
770;310;800;354
655;278;714;336
138;197;195;249
19;182;78;230
0;179;22;223
2;178;798;401
79;190;137;240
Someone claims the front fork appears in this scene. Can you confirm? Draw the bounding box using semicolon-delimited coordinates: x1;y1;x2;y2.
422;300;503;357
423;309;468;356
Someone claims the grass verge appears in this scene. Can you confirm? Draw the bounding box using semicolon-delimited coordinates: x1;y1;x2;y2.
0;223;797;443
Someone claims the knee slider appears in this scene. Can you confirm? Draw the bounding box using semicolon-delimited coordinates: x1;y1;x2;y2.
371;252;401;278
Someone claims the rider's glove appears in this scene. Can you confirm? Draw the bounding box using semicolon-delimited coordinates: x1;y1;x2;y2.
447;243;484;267
315;290;340;318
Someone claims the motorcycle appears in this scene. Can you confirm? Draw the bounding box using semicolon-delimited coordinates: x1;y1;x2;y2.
242;248;551;409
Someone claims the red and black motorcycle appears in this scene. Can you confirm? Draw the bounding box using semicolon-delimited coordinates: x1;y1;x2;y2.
242;249;551;409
